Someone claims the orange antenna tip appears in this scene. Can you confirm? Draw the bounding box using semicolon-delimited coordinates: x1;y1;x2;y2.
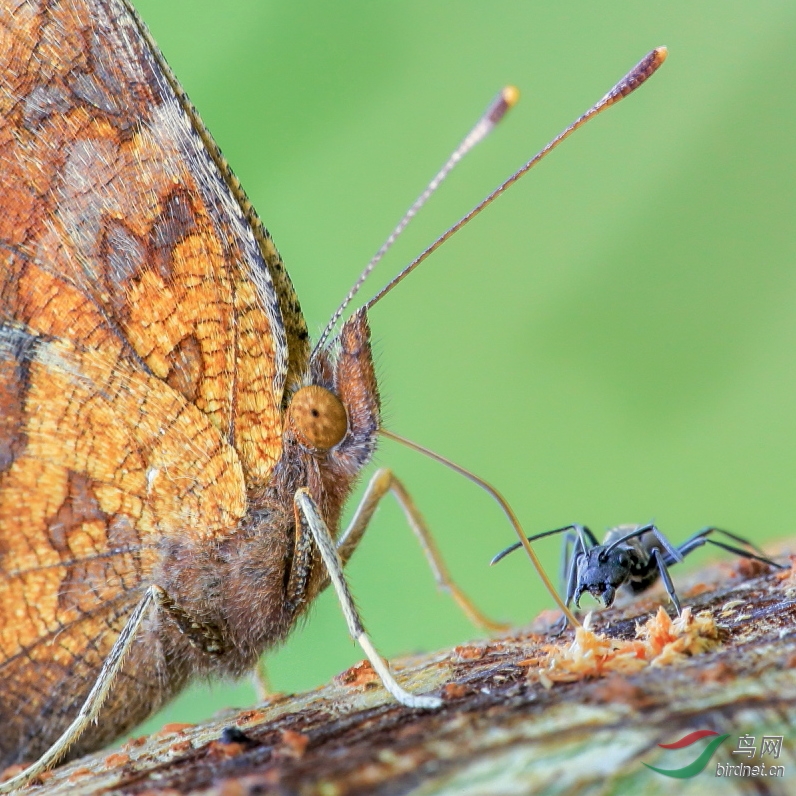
503;85;520;107
602;46;669;107
486;86;520;126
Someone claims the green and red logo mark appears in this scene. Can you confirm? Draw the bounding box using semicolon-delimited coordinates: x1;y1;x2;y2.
644;730;730;778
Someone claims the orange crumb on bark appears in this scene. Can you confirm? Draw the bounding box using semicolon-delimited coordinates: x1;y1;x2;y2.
530;607;721;685
335;660;379;688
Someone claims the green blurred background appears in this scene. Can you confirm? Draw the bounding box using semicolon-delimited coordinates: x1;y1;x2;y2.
130;0;796;731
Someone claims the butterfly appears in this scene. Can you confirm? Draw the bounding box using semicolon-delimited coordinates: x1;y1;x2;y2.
0;0;665;786
0;0;530;782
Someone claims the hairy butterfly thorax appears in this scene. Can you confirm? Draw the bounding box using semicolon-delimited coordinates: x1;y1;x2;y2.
154;311;379;680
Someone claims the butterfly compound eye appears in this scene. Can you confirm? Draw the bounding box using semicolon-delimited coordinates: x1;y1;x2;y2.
287;385;348;450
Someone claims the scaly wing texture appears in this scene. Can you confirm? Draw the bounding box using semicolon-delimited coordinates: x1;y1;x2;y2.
0;0;305;762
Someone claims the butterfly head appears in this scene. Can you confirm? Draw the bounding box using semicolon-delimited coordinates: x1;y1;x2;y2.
286;308;379;466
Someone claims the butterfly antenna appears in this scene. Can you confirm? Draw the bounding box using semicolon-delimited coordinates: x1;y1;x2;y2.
365;46;667;312
313;86;519;355
380;427;581;628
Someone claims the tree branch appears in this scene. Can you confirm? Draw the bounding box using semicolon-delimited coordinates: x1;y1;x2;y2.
21;550;796;795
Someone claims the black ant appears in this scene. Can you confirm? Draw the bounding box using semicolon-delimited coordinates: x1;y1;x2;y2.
491;523;785;625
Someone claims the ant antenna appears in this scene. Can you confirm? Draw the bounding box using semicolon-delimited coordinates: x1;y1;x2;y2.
365;46;668;312
313;86;519;355
380;428;581;628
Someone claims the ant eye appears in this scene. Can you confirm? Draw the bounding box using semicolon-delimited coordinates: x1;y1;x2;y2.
617;553;629;567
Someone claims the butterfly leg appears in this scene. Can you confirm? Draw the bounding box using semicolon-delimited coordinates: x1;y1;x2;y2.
0;588;157;793
153;585;226;655
335;467;508;632
285;506;317;612
294;487;442;709
251;659;274;702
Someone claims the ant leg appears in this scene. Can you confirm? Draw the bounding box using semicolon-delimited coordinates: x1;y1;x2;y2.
560;531;577;594
676;535;786;570
701;539;786;568
646;529;785;625
491;524;593;635
677;527;784;564
548;539;582;636
650;549;682;615
648;525;684;564
691;527;766;554
549;615;571;637
563;532;588;608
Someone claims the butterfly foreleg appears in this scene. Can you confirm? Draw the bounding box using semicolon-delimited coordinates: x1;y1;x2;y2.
152;585;227;655
334;467;508;632
294;487;441;709
0;588;157;793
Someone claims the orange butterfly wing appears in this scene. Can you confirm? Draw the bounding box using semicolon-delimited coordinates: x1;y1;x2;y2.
0;0;307;762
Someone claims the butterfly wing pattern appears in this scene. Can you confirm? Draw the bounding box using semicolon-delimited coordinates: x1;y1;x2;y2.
0;0;380;765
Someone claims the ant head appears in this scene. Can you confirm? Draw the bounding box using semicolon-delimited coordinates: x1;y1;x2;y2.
574;545;634;608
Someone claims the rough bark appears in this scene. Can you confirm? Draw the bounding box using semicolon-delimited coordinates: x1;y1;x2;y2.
14;549;796;796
